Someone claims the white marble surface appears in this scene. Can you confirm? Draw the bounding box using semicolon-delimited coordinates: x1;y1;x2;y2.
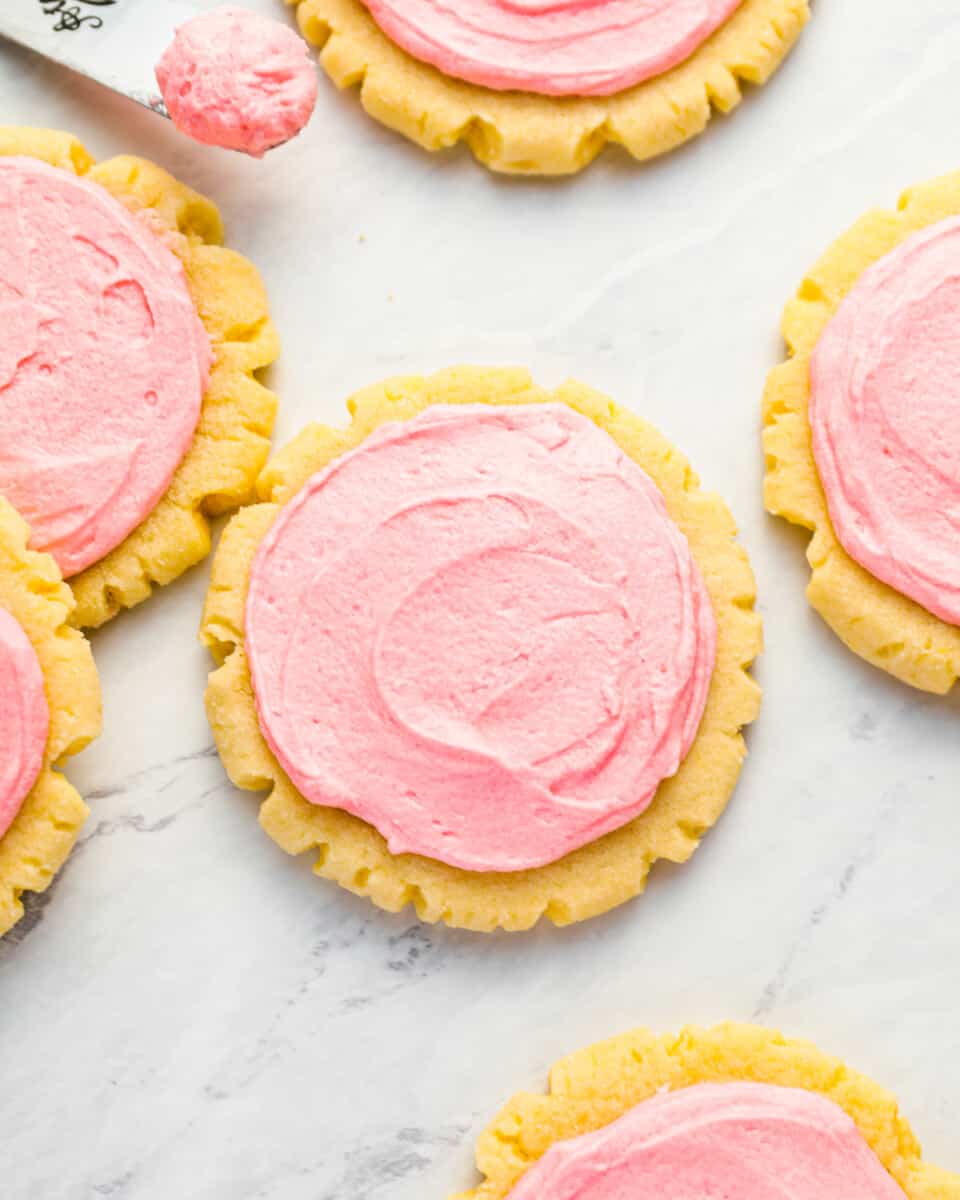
2;1;959;1195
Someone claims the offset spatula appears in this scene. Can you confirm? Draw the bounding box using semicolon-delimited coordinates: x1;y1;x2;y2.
0;0;203;117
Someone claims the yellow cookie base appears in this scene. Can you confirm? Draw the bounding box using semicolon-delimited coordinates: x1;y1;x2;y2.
454;1023;959;1199
0;499;102;937
763;171;960;693
0;127;280;629
202;366;761;932
292;0;808;175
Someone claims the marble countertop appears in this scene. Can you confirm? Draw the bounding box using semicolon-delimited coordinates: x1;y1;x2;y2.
1;1;958;1196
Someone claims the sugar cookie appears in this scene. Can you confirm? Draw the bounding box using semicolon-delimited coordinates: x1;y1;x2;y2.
454;1023;958;1200
293;0;809;174
0;127;279;628
0;498;101;938
202;367;761;931
764;171;960;692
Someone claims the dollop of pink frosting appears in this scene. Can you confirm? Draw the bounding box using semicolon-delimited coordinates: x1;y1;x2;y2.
246;403;716;872
361;0;742;97
811;217;960;625
156;7;318;157
0;606;49;840
0;157;210;579
506;1083;908;1199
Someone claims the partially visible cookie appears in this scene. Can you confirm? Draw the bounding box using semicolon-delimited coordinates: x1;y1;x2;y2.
0;498;101;938
455;1023;959;1199
293;0;809;175
202;366;761;932
0;127;279;629
764;171;960;693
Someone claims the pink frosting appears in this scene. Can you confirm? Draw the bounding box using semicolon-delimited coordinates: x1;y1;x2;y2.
506;1083;908;1199
156;7;318;157
811;217;960;625
361;0;742;97
0;606;49;840
0;157;210;579
246;403;716;872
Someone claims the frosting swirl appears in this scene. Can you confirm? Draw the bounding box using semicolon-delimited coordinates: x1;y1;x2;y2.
246;403;715;872
156;8;319;157
0;157;211;578
811;216;960;625
0;605;49;840
506;1082;908;1199
361;0;743;97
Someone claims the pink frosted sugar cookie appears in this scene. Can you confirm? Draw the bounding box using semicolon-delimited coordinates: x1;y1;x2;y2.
362;0;743;97
0;495;101;937
203;369;761;930
292;0;810;174
0;126;280;629
0;155;210;580
810;216;960;627
764;171;960;693
458;1024;957;1199
505;1084;907;1199
156;7;318;156
0;606;49;842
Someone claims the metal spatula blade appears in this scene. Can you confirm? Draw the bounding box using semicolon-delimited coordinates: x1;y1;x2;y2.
0;0;204;116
